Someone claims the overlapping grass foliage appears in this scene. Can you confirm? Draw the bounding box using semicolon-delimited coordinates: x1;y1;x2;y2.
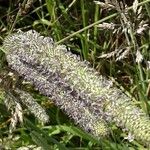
0;0;150;149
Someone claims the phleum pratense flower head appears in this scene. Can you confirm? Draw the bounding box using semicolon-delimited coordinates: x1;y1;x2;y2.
3;30;150;146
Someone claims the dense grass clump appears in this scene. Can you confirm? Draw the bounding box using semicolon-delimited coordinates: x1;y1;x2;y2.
0;0;150;149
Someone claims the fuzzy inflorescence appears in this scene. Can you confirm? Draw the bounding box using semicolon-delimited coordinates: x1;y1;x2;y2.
3;30;150;146
15;89;50;123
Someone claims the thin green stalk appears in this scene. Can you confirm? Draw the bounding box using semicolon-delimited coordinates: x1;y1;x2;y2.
32;5;47;31
45;0;62;40
9;0;27;34
93;4;99;45
93;4;100;62
56;13;117;44
137;62;149;114
80;0;88;59
137;63;147;93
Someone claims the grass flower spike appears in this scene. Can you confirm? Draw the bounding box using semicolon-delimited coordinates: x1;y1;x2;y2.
3;30;150;146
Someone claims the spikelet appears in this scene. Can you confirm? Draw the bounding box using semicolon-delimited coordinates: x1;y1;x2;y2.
3;30;150;146
15;89;50;124
1;90;23;132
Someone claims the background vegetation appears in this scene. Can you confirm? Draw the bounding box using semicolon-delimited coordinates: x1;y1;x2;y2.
0;0;150;149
